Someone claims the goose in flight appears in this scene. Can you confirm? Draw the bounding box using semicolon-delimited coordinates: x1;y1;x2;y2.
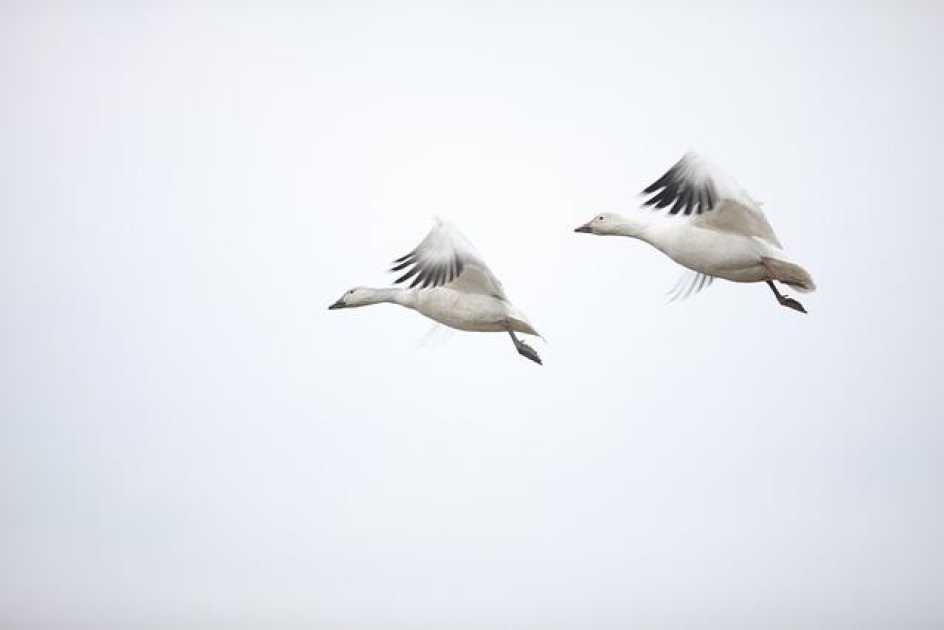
575;151;815;312
329;219;543;365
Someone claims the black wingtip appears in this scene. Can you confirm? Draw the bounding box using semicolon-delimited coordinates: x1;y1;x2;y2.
642;172;672;195
641;156;719;215
390;257;414;272
409;269;426;288
393;250;415;264
394;265;419;285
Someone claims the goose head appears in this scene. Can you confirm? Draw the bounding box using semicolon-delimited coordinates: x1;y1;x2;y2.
328;287;372;310
574;212;623;236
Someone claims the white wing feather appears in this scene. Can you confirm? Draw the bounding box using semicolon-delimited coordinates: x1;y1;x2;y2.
642;152;783;248
390;219;506;298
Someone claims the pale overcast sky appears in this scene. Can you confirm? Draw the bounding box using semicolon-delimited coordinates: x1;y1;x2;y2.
2;3;943;629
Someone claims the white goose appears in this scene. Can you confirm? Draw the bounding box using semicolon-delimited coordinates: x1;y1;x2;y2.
575;151;815;312
329;219;543;364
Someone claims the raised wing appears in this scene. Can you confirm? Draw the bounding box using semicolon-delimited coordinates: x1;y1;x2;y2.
389;219;506;298
642;152;720;216
642;151;782;247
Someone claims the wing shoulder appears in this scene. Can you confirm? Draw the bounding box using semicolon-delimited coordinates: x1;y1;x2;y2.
693;198;783;248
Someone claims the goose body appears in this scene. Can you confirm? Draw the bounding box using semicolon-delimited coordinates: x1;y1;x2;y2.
411;287;536;334
644;222;765;279
576;152;815;311
329;219;542;364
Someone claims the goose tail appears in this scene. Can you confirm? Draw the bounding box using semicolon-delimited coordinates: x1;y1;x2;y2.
508;313;546;343
762;257;816;293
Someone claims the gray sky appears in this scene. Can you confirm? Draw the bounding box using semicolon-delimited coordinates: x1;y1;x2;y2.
3;3;943;628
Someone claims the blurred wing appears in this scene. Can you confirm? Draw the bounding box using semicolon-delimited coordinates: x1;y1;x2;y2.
667;269;714;302
642;151;782;247
389;219;506;298
416;323;455;349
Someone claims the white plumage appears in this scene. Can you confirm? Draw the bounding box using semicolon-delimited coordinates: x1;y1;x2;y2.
329;219;543;364
576;151;815;312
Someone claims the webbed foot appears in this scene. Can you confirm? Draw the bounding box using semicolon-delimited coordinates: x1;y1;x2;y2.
515;339;542;365
767;281;807;314
778;295;807;313
509;331;542;365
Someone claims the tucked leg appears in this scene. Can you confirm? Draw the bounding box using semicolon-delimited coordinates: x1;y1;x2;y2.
508;331;542;365
766;281;806;314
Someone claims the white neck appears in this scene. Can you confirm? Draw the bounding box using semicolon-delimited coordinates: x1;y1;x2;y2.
607;213;658;241
362;287;416;308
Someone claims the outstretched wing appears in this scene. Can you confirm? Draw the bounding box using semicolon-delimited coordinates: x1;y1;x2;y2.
389;219;506;298
641;151;782;248
667;269;714;302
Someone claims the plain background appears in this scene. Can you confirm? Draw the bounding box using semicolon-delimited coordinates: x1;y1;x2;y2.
3;3;943;628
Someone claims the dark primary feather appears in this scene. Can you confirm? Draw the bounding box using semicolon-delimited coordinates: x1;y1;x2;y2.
642;156;717;216
389;250;465;290
390;255;415;272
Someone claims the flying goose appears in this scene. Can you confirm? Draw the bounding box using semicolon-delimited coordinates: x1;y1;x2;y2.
575;151;815;312
329;219;543;364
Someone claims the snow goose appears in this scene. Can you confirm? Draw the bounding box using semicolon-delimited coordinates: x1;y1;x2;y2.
329;219;543;364
575;151;815;313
